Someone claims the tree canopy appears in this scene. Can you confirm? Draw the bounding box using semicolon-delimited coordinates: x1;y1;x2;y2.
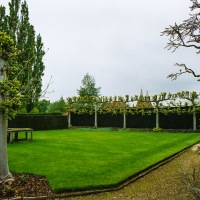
77;73;101;97
0;0;45;112
0;31;21;118
46;97;67;114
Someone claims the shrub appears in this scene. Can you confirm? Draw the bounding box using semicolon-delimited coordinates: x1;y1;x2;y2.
153;127;162;132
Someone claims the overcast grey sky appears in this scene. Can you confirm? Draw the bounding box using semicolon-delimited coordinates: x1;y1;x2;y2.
1;0;200;101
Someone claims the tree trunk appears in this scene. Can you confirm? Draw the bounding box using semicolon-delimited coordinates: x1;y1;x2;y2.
156;107;159;128
0;114;11;180
123;112;126;129
68;111;71;128
193;107;196;131
123;103;126;129
0;59;11;181
94;103;98;128
68;103;72;128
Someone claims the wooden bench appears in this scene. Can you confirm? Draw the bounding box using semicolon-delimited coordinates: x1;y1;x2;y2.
7;128;33;143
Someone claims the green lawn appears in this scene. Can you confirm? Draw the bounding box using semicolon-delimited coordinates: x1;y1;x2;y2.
8;128;200;192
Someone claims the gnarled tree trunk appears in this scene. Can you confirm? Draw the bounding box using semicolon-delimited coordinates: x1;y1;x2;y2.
0;59;11;181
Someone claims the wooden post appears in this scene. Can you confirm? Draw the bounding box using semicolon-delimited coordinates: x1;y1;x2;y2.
94;103;98;128
68;111;71;128
123;102;126;129
193;106;196;131
156;106;159;128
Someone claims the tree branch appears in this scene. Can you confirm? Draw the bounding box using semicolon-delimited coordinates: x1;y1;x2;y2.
167;63;200;81
162;0;200;80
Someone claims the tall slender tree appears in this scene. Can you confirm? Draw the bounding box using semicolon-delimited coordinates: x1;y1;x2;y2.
0;0;45;112
77;73;101;97
0;6;8;32
77;73;101;128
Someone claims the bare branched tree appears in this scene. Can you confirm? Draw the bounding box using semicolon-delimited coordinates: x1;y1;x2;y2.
162;0;200;80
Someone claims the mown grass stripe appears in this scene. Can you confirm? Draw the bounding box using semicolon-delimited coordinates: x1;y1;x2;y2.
8;129;200;192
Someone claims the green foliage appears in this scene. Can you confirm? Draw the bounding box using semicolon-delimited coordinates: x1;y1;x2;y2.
17;107;27;114
47;97;67;114
0;78;21;118
29;107;39;114
68;91;199;115
0;32;19;61
77;73;101;97
153;127;162;132
75;73;101;113
0;31;21;119
36;99;50;113
0;0;45;112
68;91;200;130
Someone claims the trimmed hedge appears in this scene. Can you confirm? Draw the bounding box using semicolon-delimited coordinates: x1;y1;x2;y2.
8;115;68;130
98;113;123;127
160;112;193;129
126;113;156;128
71;112;199;129
8;112;200;130
71;113;94;127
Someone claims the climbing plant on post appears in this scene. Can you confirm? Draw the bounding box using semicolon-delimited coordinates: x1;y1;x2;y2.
150;92;173;129
176;91;199;131
0;32;21;181
67;97;72;128
67;92;200;130
94;99;100;129
120;95;129;129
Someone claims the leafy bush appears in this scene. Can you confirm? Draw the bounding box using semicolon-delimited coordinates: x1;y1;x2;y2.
153;127;162;132
30;108;39;114
46;97;67;114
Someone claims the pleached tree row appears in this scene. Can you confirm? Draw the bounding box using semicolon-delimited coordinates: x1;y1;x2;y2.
67;91;200;130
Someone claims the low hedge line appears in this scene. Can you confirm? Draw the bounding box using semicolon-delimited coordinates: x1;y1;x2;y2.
8;112;200;130
8;115;68;130
71;112;197;129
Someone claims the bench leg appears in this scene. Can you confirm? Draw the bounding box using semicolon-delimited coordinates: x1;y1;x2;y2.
11;132;14;142
10;133;13;143
7;132;10;143
31;131;33;141
14;132;18;141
